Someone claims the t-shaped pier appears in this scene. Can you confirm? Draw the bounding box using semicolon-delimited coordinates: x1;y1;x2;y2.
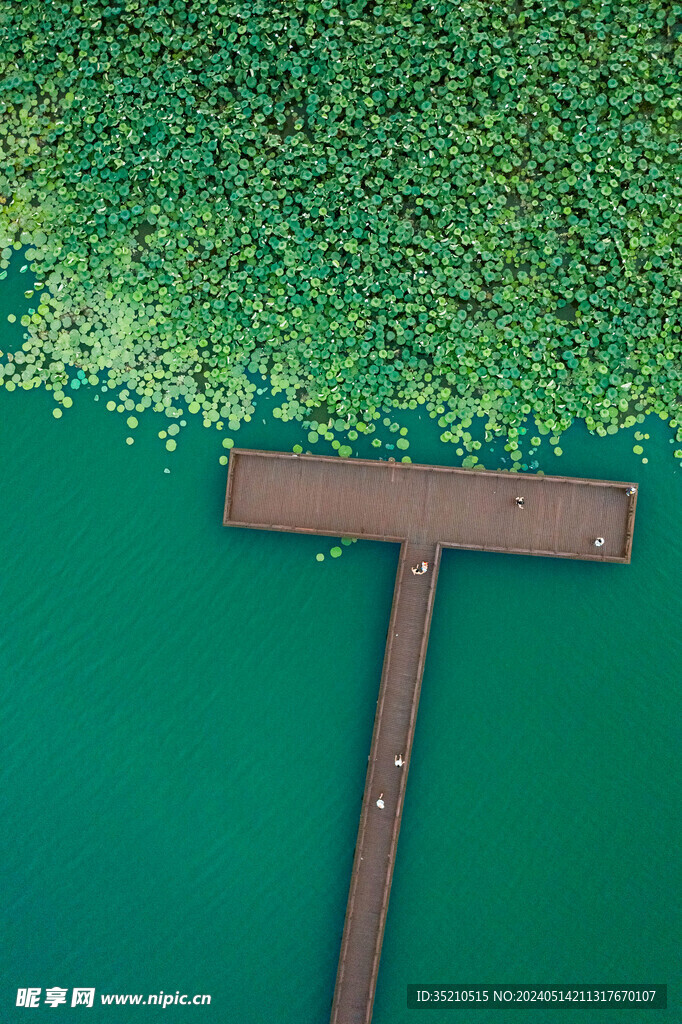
224;449;637;1024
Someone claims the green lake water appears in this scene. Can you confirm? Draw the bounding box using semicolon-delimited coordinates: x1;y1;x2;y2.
1;276;680;1022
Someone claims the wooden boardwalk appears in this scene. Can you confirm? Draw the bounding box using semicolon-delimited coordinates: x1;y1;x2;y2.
223;450;638;1024
330;539;440;1024
224;450;636;562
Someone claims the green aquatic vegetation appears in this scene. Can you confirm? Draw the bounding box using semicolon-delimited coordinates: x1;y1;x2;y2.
0;0;681;454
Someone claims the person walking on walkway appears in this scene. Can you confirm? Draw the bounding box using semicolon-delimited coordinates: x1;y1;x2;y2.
594;536;605;547
376;793;385;809
394;754;405;767
515;496;525;509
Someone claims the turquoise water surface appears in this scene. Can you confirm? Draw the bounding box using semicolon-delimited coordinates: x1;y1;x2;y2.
1;283;680;1023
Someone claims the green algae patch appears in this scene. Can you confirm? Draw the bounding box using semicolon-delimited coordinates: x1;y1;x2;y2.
330;547;342;558
316;553;325;562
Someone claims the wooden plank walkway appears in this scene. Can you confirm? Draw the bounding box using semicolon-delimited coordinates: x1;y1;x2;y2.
330;540;440;1024
224;450;637;562
223;450;638;1024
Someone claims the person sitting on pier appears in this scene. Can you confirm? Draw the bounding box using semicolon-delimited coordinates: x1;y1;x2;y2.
515;496;525;508
394;754;405;767
411;560;429;575
626;486;636;497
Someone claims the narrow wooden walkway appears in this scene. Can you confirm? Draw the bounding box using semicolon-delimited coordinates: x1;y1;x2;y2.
331;541;440;1024
223;450;638;1024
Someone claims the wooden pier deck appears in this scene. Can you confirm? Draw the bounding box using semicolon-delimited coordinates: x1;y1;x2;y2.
330;539;440;1024
223;450;637;1024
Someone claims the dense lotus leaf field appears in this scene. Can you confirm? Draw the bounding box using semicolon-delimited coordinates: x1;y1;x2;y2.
0;0;681;455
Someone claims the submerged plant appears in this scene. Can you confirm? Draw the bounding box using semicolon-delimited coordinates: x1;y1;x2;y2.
0;0;681;453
